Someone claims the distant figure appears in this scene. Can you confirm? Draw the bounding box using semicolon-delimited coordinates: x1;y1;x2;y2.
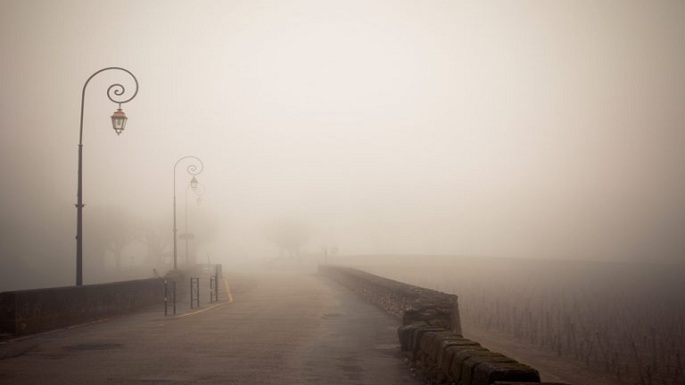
152;268;159;278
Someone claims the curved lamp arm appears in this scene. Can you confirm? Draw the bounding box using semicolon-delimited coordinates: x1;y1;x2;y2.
79;67;139;144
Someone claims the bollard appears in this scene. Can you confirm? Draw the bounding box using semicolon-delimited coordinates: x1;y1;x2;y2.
190;277;200;309
164;279;168;316
209;276;215;304
172;280;176;315
214;270;219;302
164;280;177;316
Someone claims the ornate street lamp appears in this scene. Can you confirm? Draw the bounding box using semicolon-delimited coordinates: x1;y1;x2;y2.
76;67;139;286
173;156;204;270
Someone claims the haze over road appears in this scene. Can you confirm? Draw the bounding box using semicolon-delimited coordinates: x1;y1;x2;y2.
0;270;419;385
2;1;684;294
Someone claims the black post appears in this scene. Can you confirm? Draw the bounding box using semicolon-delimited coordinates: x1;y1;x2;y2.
190;277;200;309
215;270;220;302
75;67;138;286
164;279;168;316
209;276;214;303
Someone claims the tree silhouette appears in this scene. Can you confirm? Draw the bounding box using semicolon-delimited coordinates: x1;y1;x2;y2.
84;205;135;273
264;217;310;259
134;219;171;272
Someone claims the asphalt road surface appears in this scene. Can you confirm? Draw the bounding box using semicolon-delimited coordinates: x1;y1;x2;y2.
0;269;421;385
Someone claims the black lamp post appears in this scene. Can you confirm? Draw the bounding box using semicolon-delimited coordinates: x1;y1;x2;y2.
76;67;139;286
173;156;203;270
183;180;206;265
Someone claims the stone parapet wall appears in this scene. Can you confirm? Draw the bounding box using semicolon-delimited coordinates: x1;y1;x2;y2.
0;266;226;337
0;278;165;336
319;265;569;385
318;264;461;333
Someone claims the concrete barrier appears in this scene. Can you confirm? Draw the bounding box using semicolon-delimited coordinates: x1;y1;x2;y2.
319;265;569;385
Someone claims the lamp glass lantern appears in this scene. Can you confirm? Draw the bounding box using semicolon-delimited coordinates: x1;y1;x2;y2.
190;176;199;190
111;107;128;135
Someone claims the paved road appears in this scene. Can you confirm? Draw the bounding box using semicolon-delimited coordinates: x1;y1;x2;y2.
0;269;421;385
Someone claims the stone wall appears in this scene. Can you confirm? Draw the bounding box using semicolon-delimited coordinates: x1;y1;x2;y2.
319;265;569;385
0;278;165;336
319;264;461;332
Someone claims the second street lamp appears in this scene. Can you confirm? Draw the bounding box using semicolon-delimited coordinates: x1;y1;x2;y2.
173;155;204;270
75;67;138;286
183;180;206;265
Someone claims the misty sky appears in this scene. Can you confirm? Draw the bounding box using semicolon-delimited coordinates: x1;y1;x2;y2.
1;0;684;287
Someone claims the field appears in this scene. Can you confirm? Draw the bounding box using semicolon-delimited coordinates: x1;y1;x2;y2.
334;255;685;385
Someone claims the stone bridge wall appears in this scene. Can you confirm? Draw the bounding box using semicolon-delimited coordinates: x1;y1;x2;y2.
0;266;224;337
319;265;568;385
0;277;170;336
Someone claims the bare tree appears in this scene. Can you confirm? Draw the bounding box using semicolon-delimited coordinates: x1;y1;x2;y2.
84;205;135;273
134;220;171;272
184;205;220;265
264;217;310;259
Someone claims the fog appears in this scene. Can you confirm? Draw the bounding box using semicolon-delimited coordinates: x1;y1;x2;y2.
1;0;684;291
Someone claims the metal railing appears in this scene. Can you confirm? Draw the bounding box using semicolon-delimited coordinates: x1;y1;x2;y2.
164;279;176;316
190;277;200;309
164;265;222;315
209;270;220;303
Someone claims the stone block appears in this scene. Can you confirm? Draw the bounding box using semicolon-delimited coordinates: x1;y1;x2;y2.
404;295;461;332
460;353;518;385
416;331;457;376
471;361;540;385
420;330;462;361
397;321;428;352
447;346;491;383
409;326;446;362
437;338;482;376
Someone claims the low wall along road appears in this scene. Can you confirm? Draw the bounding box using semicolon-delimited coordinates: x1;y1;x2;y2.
0;266;219;336
320;265;569;385
0;278;165;336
